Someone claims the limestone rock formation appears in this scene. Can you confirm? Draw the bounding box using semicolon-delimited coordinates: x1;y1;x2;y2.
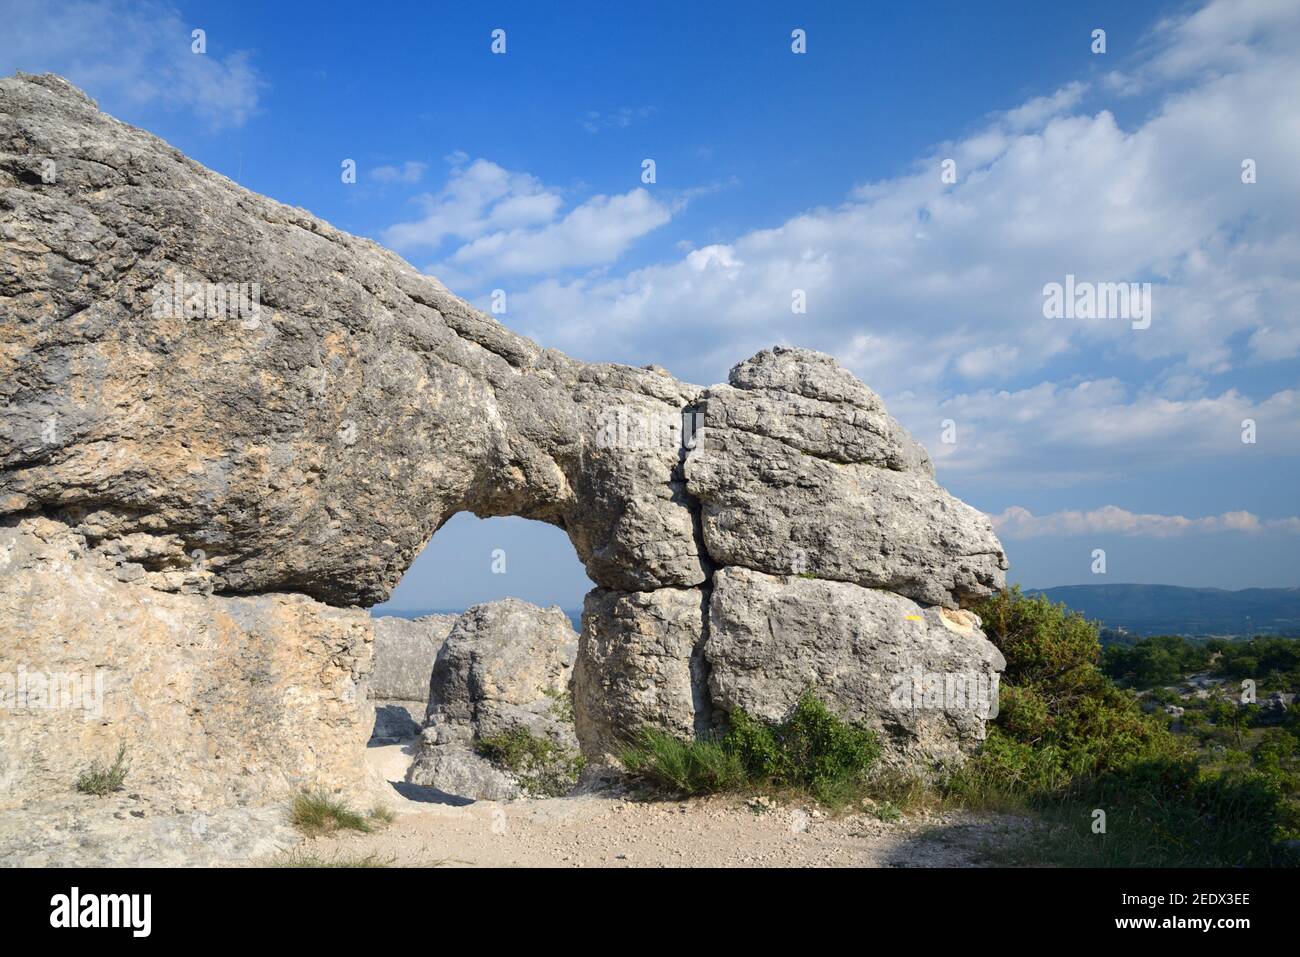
0;72;705;607
686;350;1004;608
0;515;375;811
573;587;713;758
407;600;580;799
0;72;1010;835
369;614;457;742
707;567;1005;767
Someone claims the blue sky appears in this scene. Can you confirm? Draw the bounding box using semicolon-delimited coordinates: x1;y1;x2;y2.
5;0;1298;610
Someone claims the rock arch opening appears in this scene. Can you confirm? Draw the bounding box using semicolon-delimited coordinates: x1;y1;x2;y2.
366;513;595;800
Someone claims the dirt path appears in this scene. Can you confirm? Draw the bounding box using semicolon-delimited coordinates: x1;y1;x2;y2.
264;743;1032;868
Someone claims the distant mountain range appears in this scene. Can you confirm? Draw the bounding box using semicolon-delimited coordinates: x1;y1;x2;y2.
374;587;1300;641
1030;584;1300;638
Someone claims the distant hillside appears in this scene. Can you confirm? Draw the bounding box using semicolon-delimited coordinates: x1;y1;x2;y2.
1030;584;1300;638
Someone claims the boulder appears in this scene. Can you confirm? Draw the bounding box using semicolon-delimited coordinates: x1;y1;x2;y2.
573;587;713;759
685;349;1006;609
706;567;1005;769
368;613;457;741
0;516;375;811
406;600;581;799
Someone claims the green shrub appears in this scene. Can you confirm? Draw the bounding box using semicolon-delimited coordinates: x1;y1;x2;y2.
620;691;880;807
290;790;372;836
963;587;1294;866
475;726;585;798
620;727;747;795
74;743;129;797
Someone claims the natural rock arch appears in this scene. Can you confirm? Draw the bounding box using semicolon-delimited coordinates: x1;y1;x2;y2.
0;73;1008;819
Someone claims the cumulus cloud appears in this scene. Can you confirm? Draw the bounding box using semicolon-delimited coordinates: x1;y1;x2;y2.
892;381;1300;486
383;156;563;251
0;0;263;129
500;0;1300;402
384;155;675;288
992;505;1300;539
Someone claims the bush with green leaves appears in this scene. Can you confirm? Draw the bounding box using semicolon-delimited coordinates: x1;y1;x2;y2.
621;692;880;807
475;726;585;798
961;587;1298;865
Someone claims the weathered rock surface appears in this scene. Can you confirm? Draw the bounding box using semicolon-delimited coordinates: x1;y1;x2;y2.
573;587;713;758
0;797;299;867
368;613;457;741
686;349;1006;609
422;599;577;744
0;515;375;812
406;600;580;799
707;567;1005;768
0;72;1011;838
0;71;705;606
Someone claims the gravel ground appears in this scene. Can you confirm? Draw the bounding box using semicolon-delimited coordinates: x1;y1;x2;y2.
260;742;1034;868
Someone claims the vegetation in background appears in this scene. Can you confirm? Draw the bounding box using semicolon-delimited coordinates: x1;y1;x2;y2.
74;743;129;797
1103;632;1300;692
953;587;1299;866
621;692;880;808
475;725;586;798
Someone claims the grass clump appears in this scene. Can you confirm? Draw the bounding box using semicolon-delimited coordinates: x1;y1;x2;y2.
621;729;748;796
75;743;129;796
475;725;586;798
542;687;575;723
289;790;372;837
273;849;396;868
621;692;880;808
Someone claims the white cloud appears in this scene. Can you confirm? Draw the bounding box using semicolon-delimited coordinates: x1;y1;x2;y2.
501;0;1300;400
992;505;1300;539
384;156;675;288
437;188;671;286
0;0;263;129
383;157;563;251
893;380;1300;487
579;106;656;134
372;161;427;185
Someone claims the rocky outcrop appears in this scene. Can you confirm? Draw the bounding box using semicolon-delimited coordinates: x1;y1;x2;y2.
574;587;713;758
0;515;375;811
368;614;457;742
707;568;1004;767
0;72;1009;830
407;600;580;799
686;350;1004;608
